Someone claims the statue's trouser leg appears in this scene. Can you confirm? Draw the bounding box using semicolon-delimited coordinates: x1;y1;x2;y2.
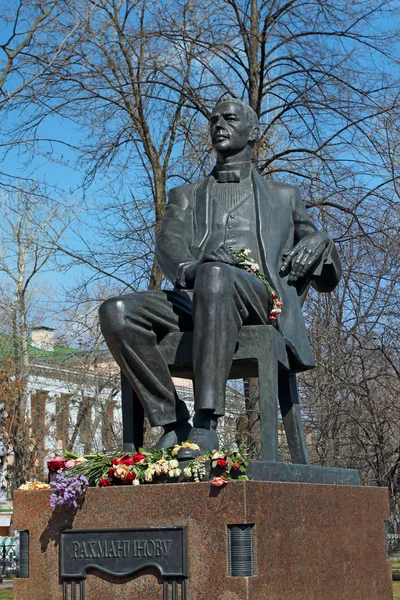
192;262;271;416
99;290;193;427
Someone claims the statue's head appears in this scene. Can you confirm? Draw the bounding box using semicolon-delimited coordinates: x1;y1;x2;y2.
209;98;259;157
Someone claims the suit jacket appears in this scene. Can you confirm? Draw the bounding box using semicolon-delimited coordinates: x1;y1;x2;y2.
155;166;342;371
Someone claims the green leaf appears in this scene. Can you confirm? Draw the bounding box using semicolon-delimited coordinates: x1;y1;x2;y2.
64;450;79;459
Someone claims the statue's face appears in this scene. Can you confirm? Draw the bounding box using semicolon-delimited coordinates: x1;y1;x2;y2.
209;101;253;156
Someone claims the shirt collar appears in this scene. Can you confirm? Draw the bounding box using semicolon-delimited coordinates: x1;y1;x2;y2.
215;160;252;183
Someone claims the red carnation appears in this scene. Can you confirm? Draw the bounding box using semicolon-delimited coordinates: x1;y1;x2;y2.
99;479;112;487
120;458;135;466
217;458;228;468
108;467;116;478
110;458;120;465
47;456;66;472
211;476;228;487
123;471;136;484
133;453;146;464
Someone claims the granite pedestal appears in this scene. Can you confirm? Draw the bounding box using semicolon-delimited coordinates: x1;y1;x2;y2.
13;479;393;600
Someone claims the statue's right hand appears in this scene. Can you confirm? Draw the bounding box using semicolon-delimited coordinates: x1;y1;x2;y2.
202;244;240;266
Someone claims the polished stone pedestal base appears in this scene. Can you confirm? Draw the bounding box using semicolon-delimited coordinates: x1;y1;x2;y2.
13;480;393;599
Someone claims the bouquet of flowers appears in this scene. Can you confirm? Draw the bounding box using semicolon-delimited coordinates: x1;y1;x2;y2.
19;444;249;508
234;248;283;320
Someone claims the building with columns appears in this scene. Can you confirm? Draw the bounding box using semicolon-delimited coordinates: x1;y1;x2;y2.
0;326;245;533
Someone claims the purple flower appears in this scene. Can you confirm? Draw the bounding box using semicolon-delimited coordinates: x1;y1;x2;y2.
50;473;89;509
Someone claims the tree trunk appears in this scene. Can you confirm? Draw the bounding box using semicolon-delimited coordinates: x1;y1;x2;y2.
148;258;163;291
148;170;167;291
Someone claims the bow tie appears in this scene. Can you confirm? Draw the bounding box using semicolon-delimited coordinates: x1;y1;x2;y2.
218;170;241;183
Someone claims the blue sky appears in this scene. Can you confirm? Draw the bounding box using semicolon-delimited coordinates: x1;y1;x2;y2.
1;0;399;343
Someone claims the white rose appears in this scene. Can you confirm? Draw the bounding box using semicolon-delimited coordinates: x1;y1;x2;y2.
211;451;225;460
114;464;130;479
181;442;200;451
183;467;192;478
169;459;179;469
144;470;153;482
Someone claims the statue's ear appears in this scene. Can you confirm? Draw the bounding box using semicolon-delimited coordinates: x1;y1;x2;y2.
249;125;260;142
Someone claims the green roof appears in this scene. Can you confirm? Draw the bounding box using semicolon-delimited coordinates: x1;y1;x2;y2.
0;332;81;362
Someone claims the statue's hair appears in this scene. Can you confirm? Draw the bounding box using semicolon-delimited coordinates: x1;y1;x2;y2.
213;96;259;139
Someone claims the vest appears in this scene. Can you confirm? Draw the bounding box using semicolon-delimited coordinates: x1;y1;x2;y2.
200;178;261;263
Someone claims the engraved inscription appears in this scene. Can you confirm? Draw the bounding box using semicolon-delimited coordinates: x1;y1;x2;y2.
71;539;172;560
60;527;187;579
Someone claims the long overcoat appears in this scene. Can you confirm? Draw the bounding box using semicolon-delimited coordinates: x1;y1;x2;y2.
155;166;342;371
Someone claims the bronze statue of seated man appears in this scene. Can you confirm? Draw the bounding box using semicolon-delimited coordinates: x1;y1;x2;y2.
99;98;341;456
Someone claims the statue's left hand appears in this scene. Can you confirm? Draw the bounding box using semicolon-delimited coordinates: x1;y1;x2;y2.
280;232;329;283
